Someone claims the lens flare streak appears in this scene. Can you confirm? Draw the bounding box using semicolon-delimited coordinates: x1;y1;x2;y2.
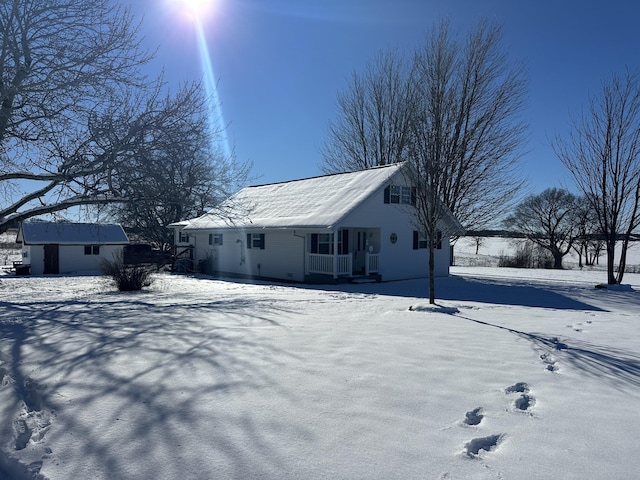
194;15;231;159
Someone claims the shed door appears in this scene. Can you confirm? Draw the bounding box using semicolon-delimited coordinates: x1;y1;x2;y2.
43;244;59;274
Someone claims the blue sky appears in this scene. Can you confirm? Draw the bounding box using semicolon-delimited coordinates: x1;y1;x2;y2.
136;0;640;194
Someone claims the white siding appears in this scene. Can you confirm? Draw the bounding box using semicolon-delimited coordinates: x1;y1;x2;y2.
58;245;123;274
24;246;43;274
191;230;306;282
26;244;124;275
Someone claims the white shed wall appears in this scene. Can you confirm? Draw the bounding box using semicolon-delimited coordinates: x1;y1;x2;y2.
58;245;124;274
25;244;125;275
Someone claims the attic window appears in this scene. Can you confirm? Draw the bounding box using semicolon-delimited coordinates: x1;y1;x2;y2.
179;231;189;243
384;185;416;205
84;245;100;255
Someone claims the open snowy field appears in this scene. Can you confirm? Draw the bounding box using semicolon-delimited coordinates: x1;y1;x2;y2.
1;265;639;479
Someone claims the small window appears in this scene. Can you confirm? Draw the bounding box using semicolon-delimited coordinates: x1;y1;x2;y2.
209;233;223;246
412;231;442;250
246;233;265;250
84;245;100;255
390;233;398;244
179;231;190;243
22;250;29;258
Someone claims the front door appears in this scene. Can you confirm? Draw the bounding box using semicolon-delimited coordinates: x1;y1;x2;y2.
354;230;367;274
43;244;59;274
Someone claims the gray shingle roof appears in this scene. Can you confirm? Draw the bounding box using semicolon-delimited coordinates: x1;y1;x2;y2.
18;222;129;245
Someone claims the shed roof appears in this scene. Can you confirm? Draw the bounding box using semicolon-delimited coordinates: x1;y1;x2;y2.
18;222;129;245
184;163;406;231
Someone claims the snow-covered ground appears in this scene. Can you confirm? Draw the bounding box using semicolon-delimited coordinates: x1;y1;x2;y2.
1;255;639;478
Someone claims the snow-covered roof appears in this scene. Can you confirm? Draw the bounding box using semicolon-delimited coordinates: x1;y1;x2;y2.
18;222;129;245
184;163;407;230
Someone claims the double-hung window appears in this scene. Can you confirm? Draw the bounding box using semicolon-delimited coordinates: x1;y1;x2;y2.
208;233;223;246
179;231;190;243
384;185;416;205
309;231;349;255
412;231;442;250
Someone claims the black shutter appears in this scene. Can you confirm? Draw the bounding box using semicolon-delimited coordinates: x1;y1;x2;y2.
342;229;349;254
219;234;223;246
247;233;252;249
413;231;419;250
411;187;417;206
311;233;318;253
259;233;265;249
436;230;442;250
384;186;390;204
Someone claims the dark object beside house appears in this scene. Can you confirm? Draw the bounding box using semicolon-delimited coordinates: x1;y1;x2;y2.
123;244;171;267
13;261;30;275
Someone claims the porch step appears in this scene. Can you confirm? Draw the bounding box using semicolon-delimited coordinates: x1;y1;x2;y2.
349;275;380;284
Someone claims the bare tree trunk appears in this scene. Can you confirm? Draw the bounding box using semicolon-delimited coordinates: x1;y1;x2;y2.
428;242;436;304
606;238;617;285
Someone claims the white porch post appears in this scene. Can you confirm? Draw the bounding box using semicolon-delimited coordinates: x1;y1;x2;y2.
332;227;339;280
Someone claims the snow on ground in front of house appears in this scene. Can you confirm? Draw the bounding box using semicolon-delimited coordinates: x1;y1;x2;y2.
1;265;639;479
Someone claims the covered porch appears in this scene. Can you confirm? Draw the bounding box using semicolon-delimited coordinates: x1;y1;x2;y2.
304;227;381;281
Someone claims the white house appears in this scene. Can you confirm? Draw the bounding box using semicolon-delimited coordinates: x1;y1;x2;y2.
171;163;464;283
17;222;129;275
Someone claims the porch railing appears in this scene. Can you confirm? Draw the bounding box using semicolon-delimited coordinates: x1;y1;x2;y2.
366;253;379;275
307;253;352;276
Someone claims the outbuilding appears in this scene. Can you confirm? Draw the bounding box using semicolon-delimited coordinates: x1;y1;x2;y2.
17;222;129;275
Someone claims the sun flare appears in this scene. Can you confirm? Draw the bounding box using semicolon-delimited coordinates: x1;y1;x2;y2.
167;0;219;21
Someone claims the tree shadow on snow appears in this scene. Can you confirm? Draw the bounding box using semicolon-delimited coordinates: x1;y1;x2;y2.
0;294;308;480
309;274;607;311
451;313;640;389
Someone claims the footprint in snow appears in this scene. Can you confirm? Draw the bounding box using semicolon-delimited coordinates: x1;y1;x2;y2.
540;353;559;372
463;407;484;426
463;434;504;458
505;382;535;411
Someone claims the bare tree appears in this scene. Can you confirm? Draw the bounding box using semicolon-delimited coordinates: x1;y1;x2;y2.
571;196;604;267
0;0;242;234
320;49;415;173
472;236;485;254
407;19;527;302
321;19;527;242
109;84;250;249
554;70;640;284
503;188;580;269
